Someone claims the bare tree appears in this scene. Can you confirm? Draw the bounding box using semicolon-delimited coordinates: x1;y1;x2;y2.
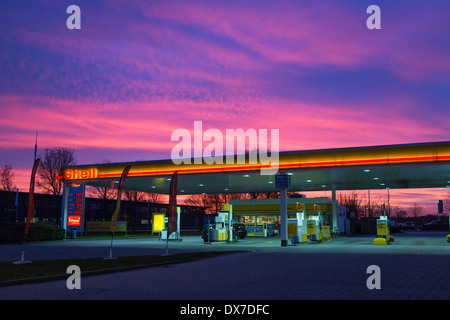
124;190;148;232
184;192;261;215
37;147;76;196
123;190;148;203
87;159;116;219
390;206;405;220
408;203;423;219
88;181;116;220
263;192;280;199
444;190;450;213
148;192;163;203
0;164;17;191
338;191;364;218
396;210;409;220
184;194;212;213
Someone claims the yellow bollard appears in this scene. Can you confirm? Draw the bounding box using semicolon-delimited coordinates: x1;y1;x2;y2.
374;238;388;245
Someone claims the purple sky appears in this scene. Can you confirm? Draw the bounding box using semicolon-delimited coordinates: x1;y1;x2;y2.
1;0;449;212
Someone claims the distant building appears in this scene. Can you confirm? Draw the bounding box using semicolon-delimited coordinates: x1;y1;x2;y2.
0;190;206;231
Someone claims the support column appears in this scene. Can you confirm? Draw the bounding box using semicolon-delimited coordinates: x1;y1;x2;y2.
61;182;70;233
176;206;181;239
280;187;288;246
229;205;233;242
332;186;338;233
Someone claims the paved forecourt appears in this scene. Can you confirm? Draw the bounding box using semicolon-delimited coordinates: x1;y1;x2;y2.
1;232;449;262
0;232;449;300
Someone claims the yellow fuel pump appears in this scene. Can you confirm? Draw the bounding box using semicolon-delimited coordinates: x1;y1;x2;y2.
374;204;393;245
216;205;233;242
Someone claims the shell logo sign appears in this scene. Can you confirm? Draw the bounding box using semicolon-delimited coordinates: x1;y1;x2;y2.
68;215;81;226
64;168;98;180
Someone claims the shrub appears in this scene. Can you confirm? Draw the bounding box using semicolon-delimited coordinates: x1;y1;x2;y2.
0;223;65;244
26;223;66;242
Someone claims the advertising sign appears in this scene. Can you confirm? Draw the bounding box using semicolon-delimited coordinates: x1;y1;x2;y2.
306;220;316;235
152;213;166;234
377;221;388;236
287;221;298;236
275;173;291;189
322;226;330;238
68;215;81;226
87;221;126;232
66;183;85;232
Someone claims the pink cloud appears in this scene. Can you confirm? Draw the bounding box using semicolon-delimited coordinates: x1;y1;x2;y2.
131;1;449;82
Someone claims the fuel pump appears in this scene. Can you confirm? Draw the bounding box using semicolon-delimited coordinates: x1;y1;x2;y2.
306;204;322;242
296;202;307;243
374;203;393;245
216;204;233;242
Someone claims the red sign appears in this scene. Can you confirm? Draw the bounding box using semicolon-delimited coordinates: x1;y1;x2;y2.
68;186;84;216
25;158;40;236
110;166;131;233
68;215;81;226
65;168;98;180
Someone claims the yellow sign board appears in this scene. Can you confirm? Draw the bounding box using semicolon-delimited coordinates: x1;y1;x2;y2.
87;221;126;232
152;213;166;233
306;221;316;235
377;221;388;236
288;222;297;236
322;226;330;239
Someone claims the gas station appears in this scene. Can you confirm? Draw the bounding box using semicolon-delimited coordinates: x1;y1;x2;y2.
59;141;450;246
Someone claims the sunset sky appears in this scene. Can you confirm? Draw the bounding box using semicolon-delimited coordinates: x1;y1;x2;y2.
1;1;449;213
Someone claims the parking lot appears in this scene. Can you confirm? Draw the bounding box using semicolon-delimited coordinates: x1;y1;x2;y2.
0;231;449;301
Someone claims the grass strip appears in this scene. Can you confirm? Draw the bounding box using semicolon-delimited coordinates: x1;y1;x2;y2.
0;251;245;285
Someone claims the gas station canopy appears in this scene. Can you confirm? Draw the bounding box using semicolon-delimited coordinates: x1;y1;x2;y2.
60;141;450;194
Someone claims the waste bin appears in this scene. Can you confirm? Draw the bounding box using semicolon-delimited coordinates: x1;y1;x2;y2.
70;227;77;239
